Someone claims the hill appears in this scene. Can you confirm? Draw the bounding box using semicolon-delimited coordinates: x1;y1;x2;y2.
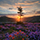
23;16;40;23
0;16;40;23
0;16;16;22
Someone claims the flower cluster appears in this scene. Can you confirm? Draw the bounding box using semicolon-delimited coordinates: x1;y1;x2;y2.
8;30;28;40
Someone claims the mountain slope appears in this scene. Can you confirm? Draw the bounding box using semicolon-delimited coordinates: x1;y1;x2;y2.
23;16;40;22
0;16;16;22
0;16;40;23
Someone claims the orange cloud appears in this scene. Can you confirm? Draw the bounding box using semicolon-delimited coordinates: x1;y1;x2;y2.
13;5;32;8
38;3;40;4
15;1;39;6
6;15;18;18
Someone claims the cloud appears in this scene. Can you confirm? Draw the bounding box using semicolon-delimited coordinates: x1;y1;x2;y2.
31;9;37;13
0;0;40;8
24;1;39;3
9;8;13;10
35;11;40;14
0;0;23;6
15;1;39;5
0;0;40;16
0;14;17;17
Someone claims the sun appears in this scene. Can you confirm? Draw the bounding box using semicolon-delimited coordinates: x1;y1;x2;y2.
17;16;20;22
17;16;23;22
17;16;20;19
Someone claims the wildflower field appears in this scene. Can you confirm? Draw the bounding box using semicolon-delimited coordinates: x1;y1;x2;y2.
0;22;40;40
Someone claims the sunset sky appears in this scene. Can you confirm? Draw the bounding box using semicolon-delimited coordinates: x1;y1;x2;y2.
0;0;40;18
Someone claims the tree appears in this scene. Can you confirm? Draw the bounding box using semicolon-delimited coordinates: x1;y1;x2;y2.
17;6;23;22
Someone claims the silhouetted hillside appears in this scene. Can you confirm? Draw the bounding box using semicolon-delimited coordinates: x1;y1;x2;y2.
23;16;40;23
0;16;16;22
0;16;40;23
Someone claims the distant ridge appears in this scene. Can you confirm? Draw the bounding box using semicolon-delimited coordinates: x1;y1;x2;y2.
0;16;16;22
0;16;40;23
23;16;40;23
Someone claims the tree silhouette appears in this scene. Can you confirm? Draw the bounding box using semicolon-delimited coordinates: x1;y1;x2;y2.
17;6;23;22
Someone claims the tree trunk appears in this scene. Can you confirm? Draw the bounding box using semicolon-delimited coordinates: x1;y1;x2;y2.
20;12;21;22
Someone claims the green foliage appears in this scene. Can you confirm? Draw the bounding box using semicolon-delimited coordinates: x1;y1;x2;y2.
7;27;15;33
3;37;5;39
10;27;15;30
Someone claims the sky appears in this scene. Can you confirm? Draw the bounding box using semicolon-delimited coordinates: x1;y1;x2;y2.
0;0;40;18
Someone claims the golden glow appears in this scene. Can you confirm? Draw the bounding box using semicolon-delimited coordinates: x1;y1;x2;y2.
17;16;20;22
17;16;20;19
5;14;40;18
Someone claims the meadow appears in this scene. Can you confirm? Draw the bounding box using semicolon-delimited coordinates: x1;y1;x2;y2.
0;22;40;40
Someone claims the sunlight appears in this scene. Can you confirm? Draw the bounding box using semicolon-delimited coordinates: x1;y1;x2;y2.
17;16;20;22
23;10;26;13
17;16;20;19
